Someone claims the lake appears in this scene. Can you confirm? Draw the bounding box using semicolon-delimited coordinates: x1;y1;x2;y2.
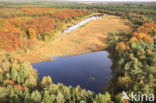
32;51;112;93
32;15;112;93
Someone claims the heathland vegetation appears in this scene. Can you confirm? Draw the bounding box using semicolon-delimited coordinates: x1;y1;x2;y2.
0;1;156;103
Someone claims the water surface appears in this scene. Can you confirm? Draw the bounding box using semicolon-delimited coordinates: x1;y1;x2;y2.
62;15;101;35
32;51;112;93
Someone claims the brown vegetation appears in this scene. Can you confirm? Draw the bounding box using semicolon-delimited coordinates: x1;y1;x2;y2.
13;14;132;63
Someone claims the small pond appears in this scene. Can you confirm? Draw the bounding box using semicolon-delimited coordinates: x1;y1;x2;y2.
32;51;112;93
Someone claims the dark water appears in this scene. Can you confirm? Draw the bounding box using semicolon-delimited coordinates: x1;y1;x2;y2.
32;51;112;93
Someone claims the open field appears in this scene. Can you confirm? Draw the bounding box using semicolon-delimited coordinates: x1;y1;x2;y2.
13;14;132;63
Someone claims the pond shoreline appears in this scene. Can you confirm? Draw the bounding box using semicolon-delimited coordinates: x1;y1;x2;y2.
9;14;132;64
32;51;113;93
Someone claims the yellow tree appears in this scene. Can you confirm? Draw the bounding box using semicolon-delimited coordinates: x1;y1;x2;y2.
41;76;52;88
115;42;126;53
28;28;36;40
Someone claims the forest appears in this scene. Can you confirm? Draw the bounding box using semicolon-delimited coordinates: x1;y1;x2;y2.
0;8;91;51
0;1;156;103
0;55;113;103
107;23;156;102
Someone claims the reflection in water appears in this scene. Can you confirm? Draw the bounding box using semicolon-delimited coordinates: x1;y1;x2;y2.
32;51;112;93
62;15;101;35
90;77;96;81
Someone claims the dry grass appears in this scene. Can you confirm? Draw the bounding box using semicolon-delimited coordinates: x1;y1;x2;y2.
13;14;132;63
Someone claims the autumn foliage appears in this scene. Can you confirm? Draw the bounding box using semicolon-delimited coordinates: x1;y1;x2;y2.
130;23;156;43
0;8;89;51
14;84;25;92
28;28;36;40
115;23;156;53
110;22;156;102
2;80;15;86
115;42;126;52
131;32;153;43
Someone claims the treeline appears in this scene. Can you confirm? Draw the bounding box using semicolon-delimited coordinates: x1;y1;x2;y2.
97;9;150;25
0;2;155;23
0;8;91;51
0;55;113;103
0;2;155;51
107;22;156;102
104;3;156;102
96;4;156;23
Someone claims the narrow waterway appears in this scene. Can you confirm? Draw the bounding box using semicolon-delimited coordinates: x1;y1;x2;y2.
61;15;101;35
